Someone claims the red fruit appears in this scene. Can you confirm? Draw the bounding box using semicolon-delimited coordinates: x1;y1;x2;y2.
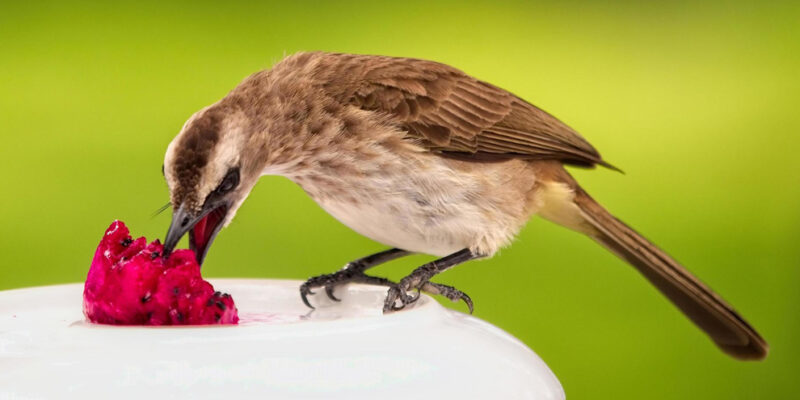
83;220;238;325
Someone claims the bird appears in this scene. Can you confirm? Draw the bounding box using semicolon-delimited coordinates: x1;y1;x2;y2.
160;51;767;360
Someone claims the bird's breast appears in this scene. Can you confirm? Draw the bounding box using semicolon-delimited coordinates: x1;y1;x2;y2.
284;154;536;256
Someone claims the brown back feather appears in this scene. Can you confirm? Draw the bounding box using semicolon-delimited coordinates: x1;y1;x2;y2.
314;52;612;169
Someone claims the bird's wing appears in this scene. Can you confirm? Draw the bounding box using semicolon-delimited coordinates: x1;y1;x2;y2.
321;53;611;168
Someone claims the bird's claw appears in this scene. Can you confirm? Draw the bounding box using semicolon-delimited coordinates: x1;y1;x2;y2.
383;280;473;314
299;283;316;309
383;286;403;312
422;282;474;314
324;285;340;302
300;265;396;309
382;282;421;312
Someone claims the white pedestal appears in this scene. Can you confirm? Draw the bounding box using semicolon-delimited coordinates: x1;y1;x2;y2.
0;279;564;399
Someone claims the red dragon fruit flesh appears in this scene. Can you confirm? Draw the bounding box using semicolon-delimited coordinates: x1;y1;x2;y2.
83;220;238;325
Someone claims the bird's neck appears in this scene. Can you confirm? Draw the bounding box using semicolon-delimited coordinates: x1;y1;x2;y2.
258;103;343;177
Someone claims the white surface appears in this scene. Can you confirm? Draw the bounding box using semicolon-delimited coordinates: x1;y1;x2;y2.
0;279;564;400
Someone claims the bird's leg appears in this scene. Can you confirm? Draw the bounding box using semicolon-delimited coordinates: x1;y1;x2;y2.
383;249;481;313
300;248;411;309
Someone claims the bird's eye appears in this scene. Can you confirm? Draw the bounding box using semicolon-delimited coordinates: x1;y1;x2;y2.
217;167;240;194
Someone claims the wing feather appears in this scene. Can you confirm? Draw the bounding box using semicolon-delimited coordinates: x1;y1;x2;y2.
316;52;612;168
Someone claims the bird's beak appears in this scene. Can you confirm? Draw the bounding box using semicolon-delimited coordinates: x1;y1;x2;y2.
163;202;229;265
163;205;192;260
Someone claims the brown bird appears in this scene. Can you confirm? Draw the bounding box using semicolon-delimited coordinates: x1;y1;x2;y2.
161;52;767;360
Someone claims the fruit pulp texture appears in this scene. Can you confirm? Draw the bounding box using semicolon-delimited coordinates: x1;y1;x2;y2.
83;220;238;325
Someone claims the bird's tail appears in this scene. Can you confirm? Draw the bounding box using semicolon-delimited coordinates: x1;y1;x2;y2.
536;169;768;360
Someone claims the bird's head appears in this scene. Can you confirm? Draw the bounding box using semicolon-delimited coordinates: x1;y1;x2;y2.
161;104;264;264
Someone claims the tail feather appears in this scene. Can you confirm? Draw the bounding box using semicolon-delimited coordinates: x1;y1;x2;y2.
537;171;768;360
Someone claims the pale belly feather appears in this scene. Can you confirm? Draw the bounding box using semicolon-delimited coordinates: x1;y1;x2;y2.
288;161;529;257
314;191;466;256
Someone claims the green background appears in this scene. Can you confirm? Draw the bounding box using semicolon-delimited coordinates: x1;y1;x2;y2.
1;1;798;398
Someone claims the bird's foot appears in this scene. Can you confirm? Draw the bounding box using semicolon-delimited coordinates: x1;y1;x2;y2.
383;277;473;314
300;263;396;309
422;282;474;314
